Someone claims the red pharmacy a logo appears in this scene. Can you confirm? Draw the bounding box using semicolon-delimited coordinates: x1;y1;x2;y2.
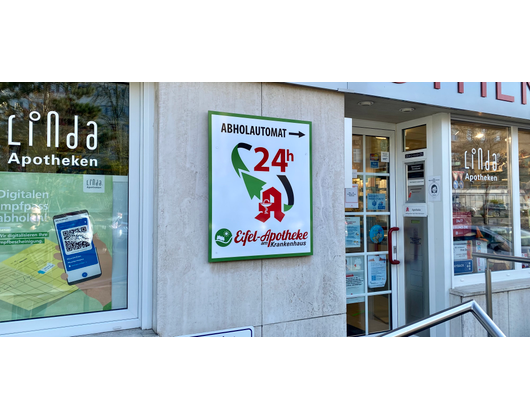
232;143;295;225
256;187;285;223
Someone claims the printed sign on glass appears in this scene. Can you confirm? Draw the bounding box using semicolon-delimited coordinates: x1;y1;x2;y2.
0;83;130;324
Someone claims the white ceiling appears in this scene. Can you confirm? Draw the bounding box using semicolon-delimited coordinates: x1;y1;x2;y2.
344;92;530;126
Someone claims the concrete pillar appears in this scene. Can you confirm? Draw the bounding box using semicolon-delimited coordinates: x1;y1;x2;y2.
154;82;345;337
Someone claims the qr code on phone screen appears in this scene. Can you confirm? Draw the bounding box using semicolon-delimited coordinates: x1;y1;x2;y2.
61;225;92;254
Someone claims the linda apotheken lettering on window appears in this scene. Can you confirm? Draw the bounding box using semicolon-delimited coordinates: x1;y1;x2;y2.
6;111;99;168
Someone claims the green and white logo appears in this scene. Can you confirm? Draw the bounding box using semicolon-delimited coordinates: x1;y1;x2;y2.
215;228;233;247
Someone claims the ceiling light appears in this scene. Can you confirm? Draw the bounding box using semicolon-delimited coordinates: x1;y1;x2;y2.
399;107;415;113
358;101;374;106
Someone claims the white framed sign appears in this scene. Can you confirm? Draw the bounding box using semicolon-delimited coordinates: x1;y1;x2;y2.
209;111;312;262
428;176;441;201
404;203;428;217
345;186;358;209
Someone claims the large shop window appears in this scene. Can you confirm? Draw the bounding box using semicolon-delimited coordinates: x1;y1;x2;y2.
519;129;530;263
0;83;129;323
451;121;513;276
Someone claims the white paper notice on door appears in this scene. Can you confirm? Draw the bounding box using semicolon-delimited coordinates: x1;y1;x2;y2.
367;254;387;288
345;185;359;209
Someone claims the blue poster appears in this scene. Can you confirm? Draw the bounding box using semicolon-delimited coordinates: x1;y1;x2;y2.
367;193;386;211
345;217;361;248
369;225;385;244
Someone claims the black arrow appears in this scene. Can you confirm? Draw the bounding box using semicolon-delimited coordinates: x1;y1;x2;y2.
278;175;294;211
289;131;305;138
237;142;252;151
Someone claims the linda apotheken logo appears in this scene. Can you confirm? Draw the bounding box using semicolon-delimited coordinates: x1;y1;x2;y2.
6;111;100;169
83;175;105;193
215;229;233;247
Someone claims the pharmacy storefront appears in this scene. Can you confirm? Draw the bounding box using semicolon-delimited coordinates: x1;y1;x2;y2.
307;81;530;337
0;83;153;336
3;82;530;337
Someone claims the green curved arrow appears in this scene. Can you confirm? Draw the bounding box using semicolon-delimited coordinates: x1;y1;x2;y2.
230;143;265;200
242;172;266;200
231;144;250;178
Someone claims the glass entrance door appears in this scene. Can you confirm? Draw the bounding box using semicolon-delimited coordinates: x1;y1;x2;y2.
395;119;432;336
346;128;397;336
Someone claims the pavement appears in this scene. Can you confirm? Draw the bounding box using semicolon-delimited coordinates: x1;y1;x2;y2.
81;328;158;337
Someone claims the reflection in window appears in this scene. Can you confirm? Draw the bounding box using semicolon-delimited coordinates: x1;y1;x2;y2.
404;125;427;152
0;83;130;323
347;298;365;337
519;130;530;267
368;294;391;334
451;121;513;275
352;135;363;172
346;132;392;336
0;82;129;175
365;136;389;174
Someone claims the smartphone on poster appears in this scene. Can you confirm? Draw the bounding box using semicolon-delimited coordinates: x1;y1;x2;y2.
53;210;102;285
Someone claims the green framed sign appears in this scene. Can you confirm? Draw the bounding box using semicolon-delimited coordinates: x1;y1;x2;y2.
209;111;313;262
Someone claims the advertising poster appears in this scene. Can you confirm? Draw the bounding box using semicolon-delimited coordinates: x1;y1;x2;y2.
0;83;129;323
367;193;386;211
209;112;312;262
453;212;472;237
453;240;473;274
345;217;361;248
367;254;387;288
346;256;364;302
475;240;488;272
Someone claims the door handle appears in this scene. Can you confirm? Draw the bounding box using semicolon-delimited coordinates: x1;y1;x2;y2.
388;227;400;265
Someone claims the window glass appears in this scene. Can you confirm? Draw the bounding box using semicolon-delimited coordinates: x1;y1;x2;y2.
0;83;129;322
368;294;391;334
345;132;392;336
365;135;389;174
347;297;365;337
519;129;530;266
352;135;363;173
451;121;513;275
404;125;427;152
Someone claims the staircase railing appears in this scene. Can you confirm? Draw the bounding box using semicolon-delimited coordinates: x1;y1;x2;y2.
380;300;505;337
381;252;530;337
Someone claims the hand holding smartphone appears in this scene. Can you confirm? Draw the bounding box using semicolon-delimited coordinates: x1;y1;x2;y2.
53;210;102;285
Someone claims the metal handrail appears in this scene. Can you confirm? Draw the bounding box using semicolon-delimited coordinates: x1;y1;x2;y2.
472;253;530;265
472;252;530;326
381;253;529;337
380;300;506;337
381;253;530;338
